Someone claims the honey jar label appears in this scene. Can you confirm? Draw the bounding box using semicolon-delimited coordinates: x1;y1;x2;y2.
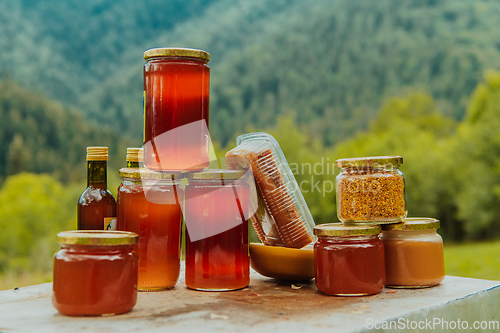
105;217;117;230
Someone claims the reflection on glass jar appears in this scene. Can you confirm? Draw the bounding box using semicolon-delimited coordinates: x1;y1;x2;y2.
117;169;183;291
335;156;407;224
314;223;385;296
381;218;445;288
143;47;210;172
184;170;250;291
52;231;138;316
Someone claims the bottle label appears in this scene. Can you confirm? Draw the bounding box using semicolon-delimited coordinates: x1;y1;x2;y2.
105;217;117;230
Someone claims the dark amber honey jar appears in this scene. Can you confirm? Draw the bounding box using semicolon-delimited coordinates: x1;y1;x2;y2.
184;170;250;291
52;231;138;316
314;223;385;296
143;47;210;172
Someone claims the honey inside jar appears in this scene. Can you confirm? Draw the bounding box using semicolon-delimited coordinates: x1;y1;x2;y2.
117;169;183;291
143;48;210;171
52;231;138;316
381;218;445;288
184;170;250;291
314;223;386;296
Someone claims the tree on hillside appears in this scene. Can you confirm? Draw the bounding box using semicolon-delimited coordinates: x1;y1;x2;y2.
453;71;500;239
0;173;77;275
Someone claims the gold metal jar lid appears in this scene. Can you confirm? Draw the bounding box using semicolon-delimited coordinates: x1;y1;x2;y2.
335;156;403;169
144;47;210;63
57;230;138;246
382;218;440;231
187;169;246;180
86;146;108;161
126;148;141;163
118;168;183;181
314;223;381;237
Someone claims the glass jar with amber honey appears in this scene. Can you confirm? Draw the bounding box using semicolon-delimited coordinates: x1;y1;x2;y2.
314;223;385;296
143;47;210;172
336;156;407;224
380;218;445;288
184;170;250;291
117;169;183;291
52;231;138;316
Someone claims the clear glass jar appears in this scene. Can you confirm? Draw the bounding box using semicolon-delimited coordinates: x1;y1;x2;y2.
225;132;316;248
184;170;250;291
380;218;445;288
143;47;210;172
314;223;385;296
52;231;138;316
336;156;407;223
117;169;183;291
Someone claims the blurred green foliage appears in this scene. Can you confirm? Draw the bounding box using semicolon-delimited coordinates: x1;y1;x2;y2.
444;241;500;281
2;0;500;145
0;80;133;183
0;173;78;277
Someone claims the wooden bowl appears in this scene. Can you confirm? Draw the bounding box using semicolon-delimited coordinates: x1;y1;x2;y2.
249;243;315;281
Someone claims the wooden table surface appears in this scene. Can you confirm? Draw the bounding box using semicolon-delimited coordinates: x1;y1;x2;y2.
1;269;499;333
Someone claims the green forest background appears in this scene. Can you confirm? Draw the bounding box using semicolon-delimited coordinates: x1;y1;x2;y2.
2;0;500;289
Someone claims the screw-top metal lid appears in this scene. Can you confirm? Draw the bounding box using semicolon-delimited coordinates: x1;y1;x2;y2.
314;223;381;237
138;148;144;163
118;168;183;181
144;48;210;63
335;156;403;169
86;147;108;161
57;230;138;246
126;148;141;163
382;218;440;231
187;169;246;180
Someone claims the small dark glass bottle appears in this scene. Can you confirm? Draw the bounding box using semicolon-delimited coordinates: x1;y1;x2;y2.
78;147;117;230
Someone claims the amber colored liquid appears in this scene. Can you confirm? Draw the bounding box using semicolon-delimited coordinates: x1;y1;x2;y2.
52;245;138;316
144;58;210;171
314;237;385;296
78;161;116;230
117;182;183;291
78;184;116;230
185;181;249;291
383;238;445;287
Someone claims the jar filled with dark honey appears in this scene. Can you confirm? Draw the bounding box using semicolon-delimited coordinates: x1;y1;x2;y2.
52;230;139;316
143;47;210;172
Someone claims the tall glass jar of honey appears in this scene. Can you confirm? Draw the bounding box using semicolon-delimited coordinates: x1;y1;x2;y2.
184;170;250;291
117;169;184;291
143;47;210;172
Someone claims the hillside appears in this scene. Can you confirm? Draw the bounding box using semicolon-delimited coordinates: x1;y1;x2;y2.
0;80;131;183
2;0;500;146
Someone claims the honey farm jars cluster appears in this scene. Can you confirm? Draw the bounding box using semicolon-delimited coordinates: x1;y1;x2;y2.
313;155;445;297
57;48;257;316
